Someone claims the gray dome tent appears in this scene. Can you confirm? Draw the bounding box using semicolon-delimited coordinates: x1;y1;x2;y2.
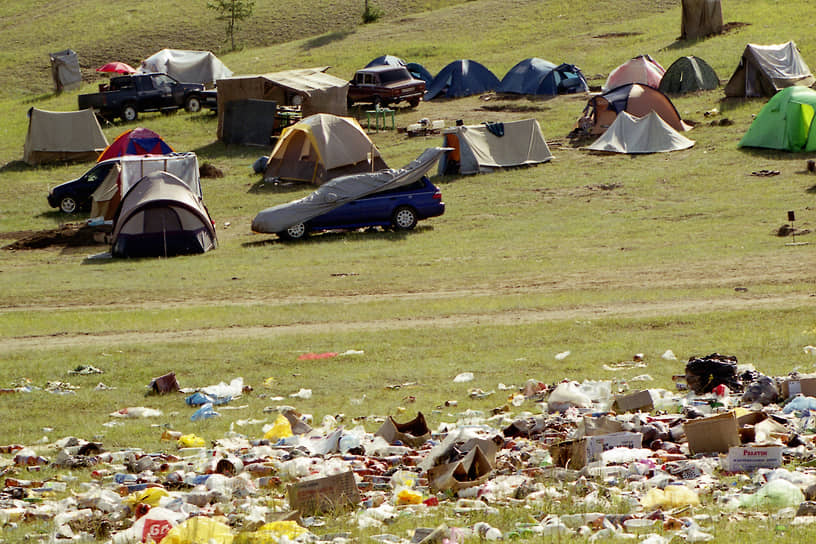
659;56;719;94
112;171;217;258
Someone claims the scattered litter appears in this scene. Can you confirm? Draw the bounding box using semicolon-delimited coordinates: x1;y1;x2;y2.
662;349;678;360
298;352;338;360
751;169;780;176
453;372;474;383
109;406;162;418
68;365;104;375
555;350;571;360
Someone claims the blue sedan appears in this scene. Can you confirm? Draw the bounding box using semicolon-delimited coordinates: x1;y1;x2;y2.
279;176;444;240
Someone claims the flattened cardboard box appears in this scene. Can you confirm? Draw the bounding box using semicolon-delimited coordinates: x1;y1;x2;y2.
288;470;361;515
612;390;654;413
683;411;740;455
549;432;643;469
781;377;816;399
722;445;783;472
375;412;431;448
428;446;492;492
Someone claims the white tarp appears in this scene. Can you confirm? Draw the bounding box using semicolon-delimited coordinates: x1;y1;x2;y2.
725;41;815;97
139;49;232;85
91;153;201;220
252;147;447;234
586;111;695;154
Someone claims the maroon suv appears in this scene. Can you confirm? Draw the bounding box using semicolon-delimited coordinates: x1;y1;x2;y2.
347;66;426;108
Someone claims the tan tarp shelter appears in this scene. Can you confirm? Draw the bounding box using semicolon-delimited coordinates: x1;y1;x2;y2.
263;113;386;185
216;68;348;139
724;42;815;97
586;111;695;154
681;0;723;40
111;171;217;258
50;49;82;92
23;108;109;165
437;118;553;175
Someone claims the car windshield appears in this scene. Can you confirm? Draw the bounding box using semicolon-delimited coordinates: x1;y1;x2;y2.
379;68;412;84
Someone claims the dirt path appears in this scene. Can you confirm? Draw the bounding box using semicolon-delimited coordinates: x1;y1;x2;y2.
5;292;812;352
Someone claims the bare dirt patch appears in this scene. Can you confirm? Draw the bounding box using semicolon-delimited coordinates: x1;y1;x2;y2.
2;223;108;251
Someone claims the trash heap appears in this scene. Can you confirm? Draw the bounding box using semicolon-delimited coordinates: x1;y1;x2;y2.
6;354;816;543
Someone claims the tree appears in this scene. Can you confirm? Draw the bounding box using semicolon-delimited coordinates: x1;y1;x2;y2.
207;0;255;51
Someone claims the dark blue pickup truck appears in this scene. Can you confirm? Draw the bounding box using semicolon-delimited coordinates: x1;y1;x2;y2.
78;73;217;122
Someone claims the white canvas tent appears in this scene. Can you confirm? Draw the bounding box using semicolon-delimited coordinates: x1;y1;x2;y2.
91;152;201;220
438;118;553;175
23;108;108;166
139;49;232;86
586;111;695;154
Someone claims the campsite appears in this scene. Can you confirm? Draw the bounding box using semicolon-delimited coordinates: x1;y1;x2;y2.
1;0;816;543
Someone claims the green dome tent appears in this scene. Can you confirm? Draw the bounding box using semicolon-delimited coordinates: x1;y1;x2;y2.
738;86;816;152
659;56;719;94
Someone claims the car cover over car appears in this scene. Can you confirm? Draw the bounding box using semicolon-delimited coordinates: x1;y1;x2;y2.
251;147;447;235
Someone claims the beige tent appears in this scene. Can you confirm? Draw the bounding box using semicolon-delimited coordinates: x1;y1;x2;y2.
681;0;723;40
586;111;695;154
438;118;553;175
216;67;348;140
23;108;109;165
263;113;386;185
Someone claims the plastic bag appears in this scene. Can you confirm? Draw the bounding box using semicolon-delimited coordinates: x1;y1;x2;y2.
251;521;309;543
263;414;293;441
640;484;700;509
160;517;234;544
548;382;591;408
739;478;804;509
177;434;206;448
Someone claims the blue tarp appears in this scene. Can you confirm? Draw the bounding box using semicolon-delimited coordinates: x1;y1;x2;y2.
498;58;589;95
425;59;500;100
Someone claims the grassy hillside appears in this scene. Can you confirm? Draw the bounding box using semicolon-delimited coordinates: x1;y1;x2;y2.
0;0;461;95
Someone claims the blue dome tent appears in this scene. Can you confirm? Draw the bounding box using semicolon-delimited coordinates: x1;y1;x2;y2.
499;58;589;95
425;60;500;100
406;62;433;85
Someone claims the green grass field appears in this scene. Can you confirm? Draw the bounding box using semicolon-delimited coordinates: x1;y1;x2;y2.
1;0;816;542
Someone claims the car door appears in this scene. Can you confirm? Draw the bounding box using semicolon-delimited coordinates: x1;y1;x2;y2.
149;74;178;110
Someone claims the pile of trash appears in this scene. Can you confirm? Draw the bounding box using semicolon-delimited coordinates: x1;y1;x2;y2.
6;352;816;543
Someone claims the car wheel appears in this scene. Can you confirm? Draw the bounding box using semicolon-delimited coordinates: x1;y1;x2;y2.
392;206;418;230
121;104;138;122
60;195;78;214
185;96;202;113
278;223;308;240
408;98;420;108
372;96;383;108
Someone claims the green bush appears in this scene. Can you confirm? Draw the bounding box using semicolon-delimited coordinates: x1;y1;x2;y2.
362;2;383;23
